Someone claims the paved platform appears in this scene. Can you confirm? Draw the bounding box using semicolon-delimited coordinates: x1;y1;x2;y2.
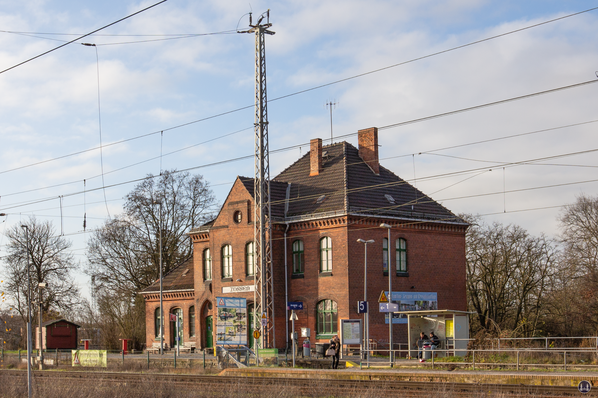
223;364;598;388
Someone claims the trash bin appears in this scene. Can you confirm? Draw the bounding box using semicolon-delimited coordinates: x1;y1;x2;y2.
303;338;311;358
422;345;431;360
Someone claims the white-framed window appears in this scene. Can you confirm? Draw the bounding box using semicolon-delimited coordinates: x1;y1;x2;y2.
221;245;232;278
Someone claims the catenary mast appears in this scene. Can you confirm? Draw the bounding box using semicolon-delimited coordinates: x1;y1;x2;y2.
240;11;275;349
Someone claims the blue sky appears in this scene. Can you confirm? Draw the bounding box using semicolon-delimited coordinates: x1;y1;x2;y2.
1;0;598;298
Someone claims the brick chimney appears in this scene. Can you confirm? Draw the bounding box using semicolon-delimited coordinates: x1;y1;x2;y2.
358;127;379;175
310;138;322;176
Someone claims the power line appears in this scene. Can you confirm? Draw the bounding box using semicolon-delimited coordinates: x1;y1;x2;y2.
0;0;168;75
1;6;595;177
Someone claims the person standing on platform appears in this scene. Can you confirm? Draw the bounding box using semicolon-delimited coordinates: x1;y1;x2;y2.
330;335;341;369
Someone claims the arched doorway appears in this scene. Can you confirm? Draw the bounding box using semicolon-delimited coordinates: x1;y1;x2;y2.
203;302;213;349
170;308;183;349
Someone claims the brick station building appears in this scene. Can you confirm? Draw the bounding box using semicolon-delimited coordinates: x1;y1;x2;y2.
142;127;467;351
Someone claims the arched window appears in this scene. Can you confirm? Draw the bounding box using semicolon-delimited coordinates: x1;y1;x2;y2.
203;248;212;281
319;237;332;272
292;240;304;274
316;299;337;338
396;238;407;272
189;306;196;337
221;245;232;278
154;307;161;338
246;242;255;276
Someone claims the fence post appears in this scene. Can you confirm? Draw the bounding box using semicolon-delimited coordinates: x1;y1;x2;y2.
174;350;177;369
472;350;475;370
18;349;21;361
122;350;125;365
564;351;566;371
431;350;434;369
55;348;58;366
203;349;206;369
147;350;150;370
516;351;519;371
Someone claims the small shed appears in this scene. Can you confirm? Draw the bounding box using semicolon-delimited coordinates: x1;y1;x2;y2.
36;319;81;350
397;310;471;358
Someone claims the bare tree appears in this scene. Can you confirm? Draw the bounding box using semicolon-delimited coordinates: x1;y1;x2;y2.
2;217;80;324
85;170;216;348
464;214;557;336
87;170;216;293
553;194;598;334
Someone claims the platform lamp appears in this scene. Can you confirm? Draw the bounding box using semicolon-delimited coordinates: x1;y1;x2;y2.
21;224;32;398
153;200;164;355
380;223;393;367
357;239;374;365
38;282;47;370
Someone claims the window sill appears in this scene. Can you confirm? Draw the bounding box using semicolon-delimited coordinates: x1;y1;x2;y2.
396;272;409;277
319;272;333;277
221;277;233;282
245;275;254;280
291;273;304;279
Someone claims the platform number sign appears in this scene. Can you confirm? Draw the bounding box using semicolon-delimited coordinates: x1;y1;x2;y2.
357;301;368;314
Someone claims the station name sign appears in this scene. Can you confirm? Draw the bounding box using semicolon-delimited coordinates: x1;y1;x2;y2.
222;285;255;294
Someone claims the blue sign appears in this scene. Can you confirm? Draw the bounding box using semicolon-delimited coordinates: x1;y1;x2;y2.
579;381;591;394
358;301;368;314
287;302;303;310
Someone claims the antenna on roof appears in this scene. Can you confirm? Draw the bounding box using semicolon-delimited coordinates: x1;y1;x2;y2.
325;100;337;145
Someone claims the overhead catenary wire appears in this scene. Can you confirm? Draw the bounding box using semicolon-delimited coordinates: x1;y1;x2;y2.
82;42;111;220
1;6;596;178
0;0;168;75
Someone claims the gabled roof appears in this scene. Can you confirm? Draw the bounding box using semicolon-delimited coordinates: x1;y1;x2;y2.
273;141;464;224
192;136;464;229
141;257;194;294
42;319;81;328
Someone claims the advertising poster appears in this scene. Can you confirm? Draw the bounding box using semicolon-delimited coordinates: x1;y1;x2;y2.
71;350;107;367
216;297;247;345
385;292;437;324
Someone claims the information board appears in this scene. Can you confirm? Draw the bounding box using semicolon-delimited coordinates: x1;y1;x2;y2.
340;319;362;345
216;297;247;345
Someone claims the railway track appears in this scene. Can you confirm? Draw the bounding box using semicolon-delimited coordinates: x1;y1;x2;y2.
0;369;591;397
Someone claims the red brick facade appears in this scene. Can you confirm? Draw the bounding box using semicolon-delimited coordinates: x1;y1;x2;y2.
143;127;467;351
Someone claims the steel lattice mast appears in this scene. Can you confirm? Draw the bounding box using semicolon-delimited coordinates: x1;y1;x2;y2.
243;11;275;349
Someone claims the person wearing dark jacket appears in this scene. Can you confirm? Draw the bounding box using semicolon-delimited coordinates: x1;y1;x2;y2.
430;332;440;349
330;335;341;369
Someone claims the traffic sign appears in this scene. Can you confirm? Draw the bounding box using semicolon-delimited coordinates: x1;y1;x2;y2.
253;330;261;339
287;301;304;310
379;303;399;312
357;301;368;314
378;291;388;303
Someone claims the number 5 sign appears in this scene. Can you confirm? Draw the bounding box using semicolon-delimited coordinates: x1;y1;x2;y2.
357;301;368;314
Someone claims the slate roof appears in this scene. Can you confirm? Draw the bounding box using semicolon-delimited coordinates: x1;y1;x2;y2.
141;257;194;293
273;141;464;224
192;139;464;229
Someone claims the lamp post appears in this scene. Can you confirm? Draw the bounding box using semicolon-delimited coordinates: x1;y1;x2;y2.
154;200;164;355
21;224;32;397
357;239;374;365
380;223;393;367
